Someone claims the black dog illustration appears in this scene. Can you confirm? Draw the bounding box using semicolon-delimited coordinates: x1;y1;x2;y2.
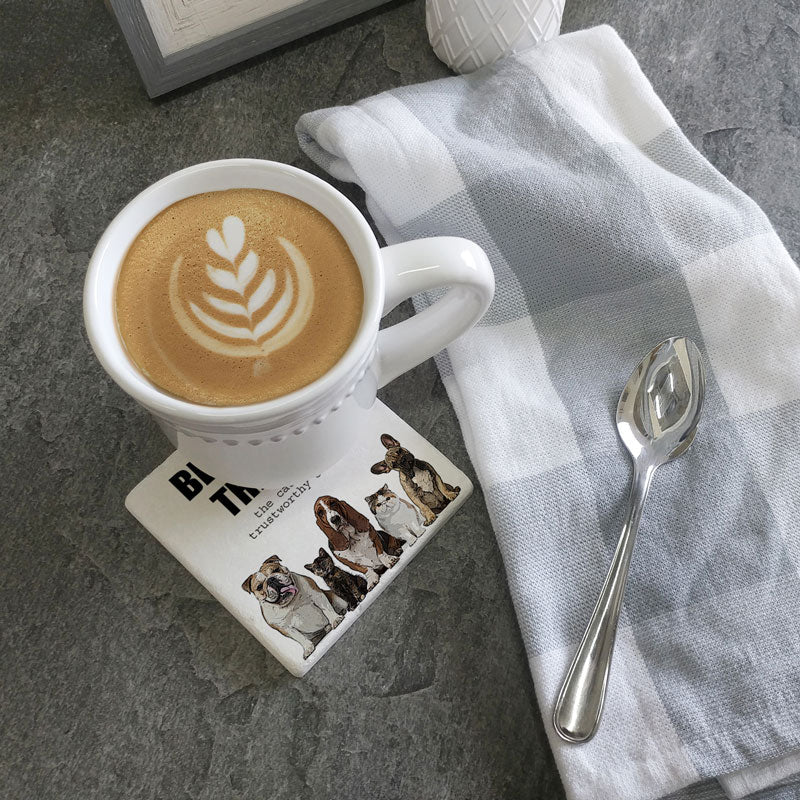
370;434;460;525
305;548;368;611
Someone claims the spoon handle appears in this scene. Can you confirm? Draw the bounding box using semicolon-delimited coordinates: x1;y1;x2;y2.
553;463;654;743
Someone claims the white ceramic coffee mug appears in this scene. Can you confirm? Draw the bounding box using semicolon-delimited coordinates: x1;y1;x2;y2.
84;159;494;486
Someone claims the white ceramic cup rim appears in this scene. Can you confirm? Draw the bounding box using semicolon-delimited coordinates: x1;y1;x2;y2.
84;159;383;426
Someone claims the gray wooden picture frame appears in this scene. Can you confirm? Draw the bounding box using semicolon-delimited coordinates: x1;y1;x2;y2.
109;0;392;97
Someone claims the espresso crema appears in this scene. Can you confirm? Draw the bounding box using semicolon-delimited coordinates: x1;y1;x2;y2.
115;189;364;406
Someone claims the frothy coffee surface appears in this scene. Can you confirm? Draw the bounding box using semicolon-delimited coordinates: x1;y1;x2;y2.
115;189;364;406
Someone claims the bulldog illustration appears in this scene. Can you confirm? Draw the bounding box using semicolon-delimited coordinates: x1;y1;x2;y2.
370;434;460;525
314;495;404;589
241;555;346;659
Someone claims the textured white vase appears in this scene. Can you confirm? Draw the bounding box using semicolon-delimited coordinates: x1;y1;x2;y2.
426;0;565;74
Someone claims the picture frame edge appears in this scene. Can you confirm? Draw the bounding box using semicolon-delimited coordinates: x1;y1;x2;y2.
108;0;395;98
107;0;168;97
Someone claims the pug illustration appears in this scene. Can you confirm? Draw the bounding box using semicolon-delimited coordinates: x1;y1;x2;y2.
314;495;405;589
241;555;346;659
365;484;425;545
370;434;461;525
305;548;368;611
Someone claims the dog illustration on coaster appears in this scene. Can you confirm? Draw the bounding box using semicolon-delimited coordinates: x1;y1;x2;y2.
314;495;405;590
365;484;425;546
305;548;368;611
241;555;346;659
370;434;461;526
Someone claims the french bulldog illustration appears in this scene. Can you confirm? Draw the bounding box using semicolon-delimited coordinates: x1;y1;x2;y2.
305;548;368;611
365;484;425;545
314;495;405;589
241;555;346;659
370;434;460;525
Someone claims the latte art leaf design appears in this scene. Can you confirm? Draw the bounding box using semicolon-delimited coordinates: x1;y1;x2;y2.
206;215;245;262
247;269;276;316
168;215;315;358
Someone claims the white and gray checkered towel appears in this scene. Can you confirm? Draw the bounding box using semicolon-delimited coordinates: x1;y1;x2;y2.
297;25;800;800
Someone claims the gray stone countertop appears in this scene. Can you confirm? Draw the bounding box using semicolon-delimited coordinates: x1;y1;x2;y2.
2;1;798;797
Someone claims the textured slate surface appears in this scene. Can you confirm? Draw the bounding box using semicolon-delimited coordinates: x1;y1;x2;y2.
1;0;797;797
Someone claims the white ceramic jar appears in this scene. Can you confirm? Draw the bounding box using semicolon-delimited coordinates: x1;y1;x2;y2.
426;0;564;73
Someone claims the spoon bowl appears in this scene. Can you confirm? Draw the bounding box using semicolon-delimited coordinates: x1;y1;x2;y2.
616;337;705;465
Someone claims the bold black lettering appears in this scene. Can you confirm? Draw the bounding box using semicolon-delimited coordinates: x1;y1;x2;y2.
209;486;240;516
226;483;260;505
169;470;203;501
186;462;215;485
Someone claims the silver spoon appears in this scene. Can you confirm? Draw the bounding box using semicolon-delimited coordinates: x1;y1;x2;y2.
553;336;705;743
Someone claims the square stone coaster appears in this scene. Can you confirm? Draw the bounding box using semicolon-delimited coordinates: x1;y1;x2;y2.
126;400;472;676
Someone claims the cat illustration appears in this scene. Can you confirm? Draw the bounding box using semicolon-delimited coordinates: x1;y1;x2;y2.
365;484;425;546
305;548;368;611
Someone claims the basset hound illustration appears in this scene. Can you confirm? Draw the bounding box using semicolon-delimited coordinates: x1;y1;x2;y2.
313;495;404;589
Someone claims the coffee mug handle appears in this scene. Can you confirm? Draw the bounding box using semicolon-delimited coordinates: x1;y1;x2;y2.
375;237;494;388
